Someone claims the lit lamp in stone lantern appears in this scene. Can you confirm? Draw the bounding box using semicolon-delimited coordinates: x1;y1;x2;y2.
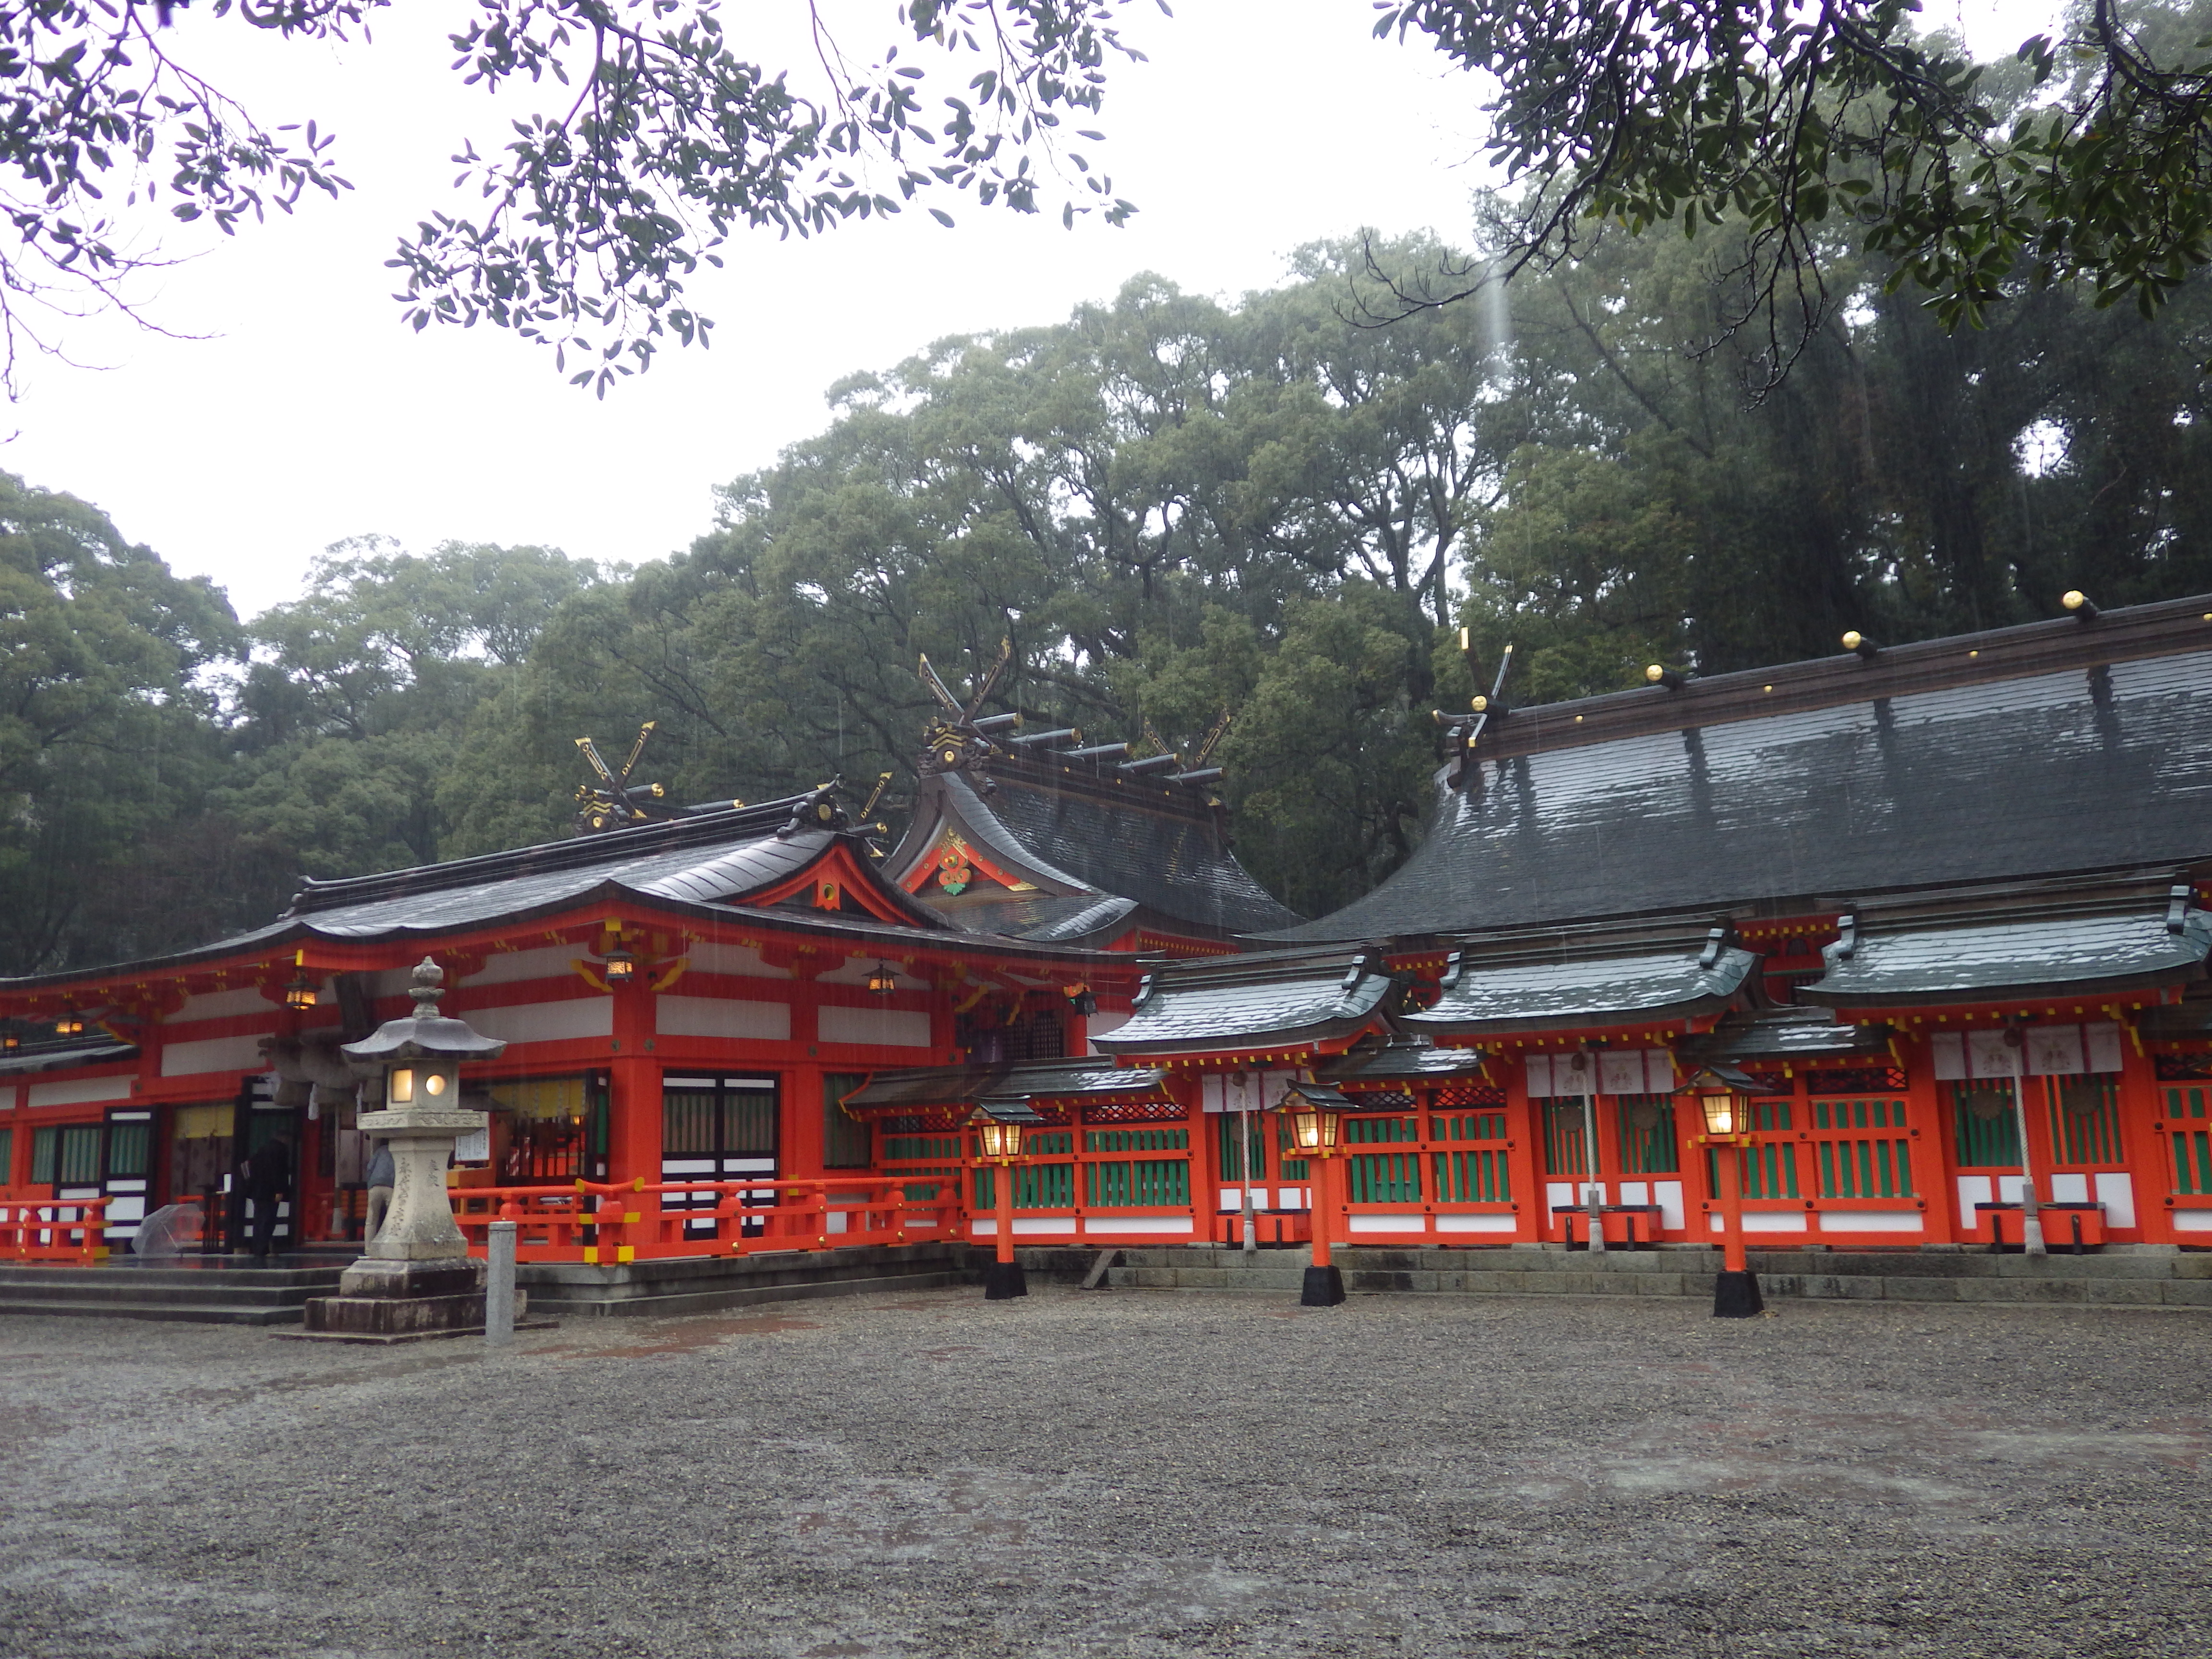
301;958;510;1341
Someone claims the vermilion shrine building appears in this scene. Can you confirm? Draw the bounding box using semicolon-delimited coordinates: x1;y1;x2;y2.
6;594;2212;1269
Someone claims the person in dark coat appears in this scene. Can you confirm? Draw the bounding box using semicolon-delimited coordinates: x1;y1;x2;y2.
244;1135;292;1260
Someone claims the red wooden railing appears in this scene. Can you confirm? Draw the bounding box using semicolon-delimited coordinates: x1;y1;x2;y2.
0;1194;112;1263
446;1178;959;1264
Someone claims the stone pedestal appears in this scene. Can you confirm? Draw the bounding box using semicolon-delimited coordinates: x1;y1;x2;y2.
300;1102;513;1342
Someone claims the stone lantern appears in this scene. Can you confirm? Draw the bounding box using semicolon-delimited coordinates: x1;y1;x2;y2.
302;958;510;1341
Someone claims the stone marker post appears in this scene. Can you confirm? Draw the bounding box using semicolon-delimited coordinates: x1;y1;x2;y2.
486;1220;517;1346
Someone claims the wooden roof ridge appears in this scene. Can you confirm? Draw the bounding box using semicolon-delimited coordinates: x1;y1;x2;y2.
1465;591;2212;765
286;790;832;917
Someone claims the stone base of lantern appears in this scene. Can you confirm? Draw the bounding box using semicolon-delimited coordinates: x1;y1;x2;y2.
296;1256;544;1344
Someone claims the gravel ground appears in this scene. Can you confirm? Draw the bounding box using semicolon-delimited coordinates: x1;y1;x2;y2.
1;1287;2208;1659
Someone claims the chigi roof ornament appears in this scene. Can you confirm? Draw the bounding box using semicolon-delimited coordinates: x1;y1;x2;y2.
1433;632;1514;790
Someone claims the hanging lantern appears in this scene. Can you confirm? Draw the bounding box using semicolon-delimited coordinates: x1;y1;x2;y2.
1067;984;1097;1017
1676;1062;1758;1140
602;945;637;985
975;1118;1025;1161
284;972;319;1011
1287;1098;1340;1155
867;961;899;997
53;1011;84;1036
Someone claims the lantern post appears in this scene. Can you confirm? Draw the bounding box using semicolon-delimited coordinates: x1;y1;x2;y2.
972;1109;1033;1301
301;958;510;1341
1680;1063;1765;1319
1285;1080;1350;1307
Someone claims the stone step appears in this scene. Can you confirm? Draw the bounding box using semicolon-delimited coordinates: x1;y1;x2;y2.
0;1297;305;1326
1054;1245;2212;1306
526;1268;973;1320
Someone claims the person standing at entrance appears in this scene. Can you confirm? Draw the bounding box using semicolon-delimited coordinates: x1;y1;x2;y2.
244;1135;292;1260
363;1139;395;1244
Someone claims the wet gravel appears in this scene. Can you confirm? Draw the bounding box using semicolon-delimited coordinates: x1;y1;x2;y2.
0;1287;2207;1658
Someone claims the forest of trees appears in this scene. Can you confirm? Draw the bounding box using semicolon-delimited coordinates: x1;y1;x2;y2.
8;182;2212;974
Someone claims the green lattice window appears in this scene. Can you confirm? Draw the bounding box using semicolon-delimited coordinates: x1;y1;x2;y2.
104;1118;150;1179
1276;1121;1309;1180
2048;1078;2122;1166
32;1124;102;1187
1345;1115;1419;1143
1816;1135;1913;1199
0;1126;11;1186
1086;1159;1189;1208
2167;1086;2212;1194
897;1166;956;1202
974;1162;1075;1209
1615;1094;1680;1174
884;1135;962;1162
1215;1115;1264;1180
1433;1111;1508;1142
1543;1101;1591;1178
1740;1141;1800;1200
1750;1099;1794;1131
1346;1151;1422;1203
1953;1083;2021;1167
1092;1128;1189;1154
1432;1148;1509;1202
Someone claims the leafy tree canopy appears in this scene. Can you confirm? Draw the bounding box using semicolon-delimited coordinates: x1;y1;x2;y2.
1376;0;2212;390
0;0;1137;395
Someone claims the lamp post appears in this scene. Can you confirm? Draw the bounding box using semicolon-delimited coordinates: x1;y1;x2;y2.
1681;1064;1764;1319
1286;1081;1347;1307
973;1110;1030;1300
303;958;510;1340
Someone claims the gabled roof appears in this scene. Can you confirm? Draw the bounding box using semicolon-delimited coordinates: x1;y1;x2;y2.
1405;930;1760;1037
890;748;1301;944
1314;1033;1492;1085
0;791;1022;993
1089;949;1394;1058
1674;1008;1894;1063
1274;595;2212;943
1802;888;2212;1008
841;1057;1170;1116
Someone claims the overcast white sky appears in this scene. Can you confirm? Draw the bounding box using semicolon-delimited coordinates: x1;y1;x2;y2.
7;0;2060;621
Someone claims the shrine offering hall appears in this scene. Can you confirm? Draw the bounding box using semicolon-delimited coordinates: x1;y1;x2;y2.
8;595;2212;1273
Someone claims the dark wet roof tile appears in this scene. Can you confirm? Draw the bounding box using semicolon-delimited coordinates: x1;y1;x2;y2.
1091;950;1392;1057
1405;940;1759;1035
1274;601;2212;942
1804;904;2212;1006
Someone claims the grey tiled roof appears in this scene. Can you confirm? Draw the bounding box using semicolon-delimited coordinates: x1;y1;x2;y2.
1405;942;1759;1036
841;1058;1167;1112
1091;950;1393;1058
0;1040;139;1075
926;890;1141;944
1316;1034;1492;1083
1804;905;2212;1006
906;768;1302;941
1275;633;2212;941
1676;1009;1894;1062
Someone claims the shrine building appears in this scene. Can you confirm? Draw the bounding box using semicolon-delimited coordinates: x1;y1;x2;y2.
5;592;2212;1274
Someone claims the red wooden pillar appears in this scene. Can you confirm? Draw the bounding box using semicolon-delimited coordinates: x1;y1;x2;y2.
1903;1030;1961;1246
1503;1063;1543;1244
785;1062;826;1182
606;976;660;1219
